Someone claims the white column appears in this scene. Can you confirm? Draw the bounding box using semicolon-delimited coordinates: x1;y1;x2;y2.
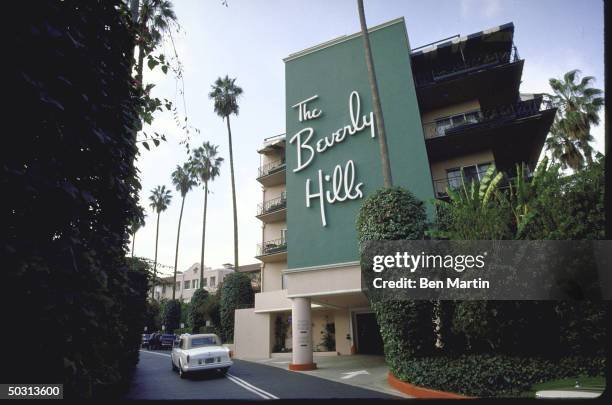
290;297;316;369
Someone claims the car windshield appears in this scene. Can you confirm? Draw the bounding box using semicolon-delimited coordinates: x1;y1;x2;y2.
190;337;218;348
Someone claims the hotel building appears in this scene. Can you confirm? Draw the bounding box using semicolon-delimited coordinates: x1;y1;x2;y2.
233;18;555;369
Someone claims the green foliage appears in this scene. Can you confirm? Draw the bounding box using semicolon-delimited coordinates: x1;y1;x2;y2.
394;354;605;397
209;75;244;118
356;187;427;242
219;273;255;342
162;299;181;332
545;69;604;170
6;0;148;398
357;187;435;371
187;289;209;333
144;300;162;332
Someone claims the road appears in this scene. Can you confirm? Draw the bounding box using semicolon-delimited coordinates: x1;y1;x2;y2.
124;350;399;400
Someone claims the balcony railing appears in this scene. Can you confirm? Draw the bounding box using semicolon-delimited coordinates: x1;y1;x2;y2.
257;237;287;257
257;192;287;216
414;44;520;86
258;158;286;179
432;173;526;199
422;96;553;139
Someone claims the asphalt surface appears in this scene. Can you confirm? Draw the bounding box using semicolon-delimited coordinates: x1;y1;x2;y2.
124;349;399;400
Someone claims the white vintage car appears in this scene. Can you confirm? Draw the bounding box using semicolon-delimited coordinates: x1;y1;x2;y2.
171;333;232;378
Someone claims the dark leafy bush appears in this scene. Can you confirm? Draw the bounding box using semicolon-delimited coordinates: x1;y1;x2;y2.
144;300;162;332
5;0;144;399
220;273;255;342
395;354;605;397
162;300;181;333
188;289;209;333
357;188;435;364
356;187;427;241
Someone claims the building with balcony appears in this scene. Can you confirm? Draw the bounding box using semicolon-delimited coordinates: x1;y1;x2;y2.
153;263;233;302
233;18;555;368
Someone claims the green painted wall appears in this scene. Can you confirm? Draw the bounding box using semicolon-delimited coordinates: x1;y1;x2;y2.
285;19;434;270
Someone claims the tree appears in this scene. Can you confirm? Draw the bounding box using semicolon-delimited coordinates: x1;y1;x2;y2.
148;185;172;299
162;299;181;333
357;0;393;187
170;164;196;299
546;69;604;169
209;76;243;270
128;207;146;258
132;0;177;87
219;273;254;342
187;288;209;333
188;142;223;289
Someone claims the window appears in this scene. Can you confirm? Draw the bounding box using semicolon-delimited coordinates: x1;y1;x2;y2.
162;284;166;294
184;280;190;289
210;277;216;287
280;229;287;244
176;282;180;290
282;274;289;290
446;162;494;191
202;278;207;287
192;279;198;289
434;110;482;137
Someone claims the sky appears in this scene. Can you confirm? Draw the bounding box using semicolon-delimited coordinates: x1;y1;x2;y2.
132;0;605;277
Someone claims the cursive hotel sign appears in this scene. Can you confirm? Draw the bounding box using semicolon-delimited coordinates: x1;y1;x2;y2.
289;91;375;227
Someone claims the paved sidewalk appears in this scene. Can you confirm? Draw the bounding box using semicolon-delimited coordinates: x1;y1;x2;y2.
247;354;412;398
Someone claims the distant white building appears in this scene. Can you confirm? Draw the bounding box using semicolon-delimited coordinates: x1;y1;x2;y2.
153;263;234;302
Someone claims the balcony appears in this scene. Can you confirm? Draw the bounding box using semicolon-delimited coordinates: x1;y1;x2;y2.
423;97;553;139
432;172;523;199
256;192;287;222
413;45;524;110
424;96;557;168
413;45;520;87
256;237;287;263
257;158;286;187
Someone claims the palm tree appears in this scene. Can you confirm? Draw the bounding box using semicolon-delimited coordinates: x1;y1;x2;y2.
188;142;223;289
149;185;172;299
171;163;197;300
209;76;242;270
128;209;146;258
546;69;604;168
357;0;393;187
132;0;177;86
545;121;585;170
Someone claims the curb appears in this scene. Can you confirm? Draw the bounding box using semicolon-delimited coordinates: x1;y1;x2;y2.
387;372;473;399
288;363;317;371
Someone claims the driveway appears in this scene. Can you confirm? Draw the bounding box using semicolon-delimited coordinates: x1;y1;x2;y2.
124;350;401;399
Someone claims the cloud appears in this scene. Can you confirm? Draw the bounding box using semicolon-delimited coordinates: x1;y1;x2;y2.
461;0;503;19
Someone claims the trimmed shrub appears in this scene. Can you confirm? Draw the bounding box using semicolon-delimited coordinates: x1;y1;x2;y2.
356;187;427;242
220;273;255;342
394;354;606;397
188;289;209;333
357;187;435;363
162;300;181;333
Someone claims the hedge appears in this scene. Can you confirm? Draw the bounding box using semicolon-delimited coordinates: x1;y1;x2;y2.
5;1;145;397
188;289;209;333
162;300;181;333
394;354;606;397
220;273;255;342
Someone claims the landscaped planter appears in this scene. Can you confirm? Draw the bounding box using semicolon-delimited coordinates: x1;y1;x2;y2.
387;372;473;399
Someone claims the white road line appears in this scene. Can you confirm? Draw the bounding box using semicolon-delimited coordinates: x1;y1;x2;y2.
140;350;171;357
140;350;278;400
227;374;279;400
